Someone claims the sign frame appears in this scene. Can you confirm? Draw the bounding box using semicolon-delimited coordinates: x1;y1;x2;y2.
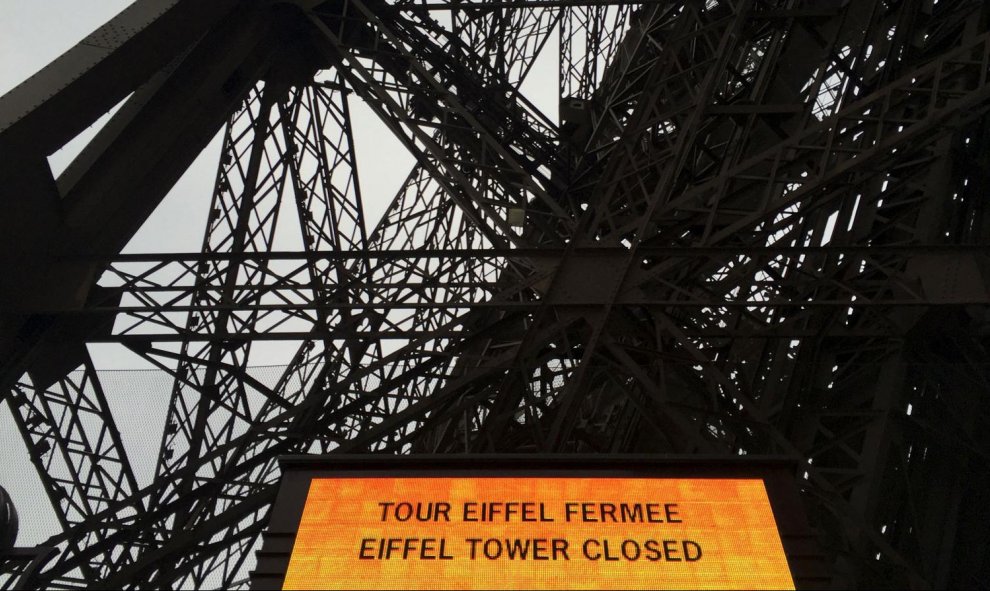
250;455;828;589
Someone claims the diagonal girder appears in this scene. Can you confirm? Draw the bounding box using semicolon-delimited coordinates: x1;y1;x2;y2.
3;1;990;590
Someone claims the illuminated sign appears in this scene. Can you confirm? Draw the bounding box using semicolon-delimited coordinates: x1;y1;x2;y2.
278;474;796;589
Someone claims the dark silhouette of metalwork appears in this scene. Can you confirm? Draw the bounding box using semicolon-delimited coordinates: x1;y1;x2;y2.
0;486;56;590
1;0;988;588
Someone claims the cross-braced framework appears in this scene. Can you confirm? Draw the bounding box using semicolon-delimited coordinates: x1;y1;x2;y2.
1;0;989;588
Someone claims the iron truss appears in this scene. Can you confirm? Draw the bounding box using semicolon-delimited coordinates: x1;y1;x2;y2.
1;0;989;588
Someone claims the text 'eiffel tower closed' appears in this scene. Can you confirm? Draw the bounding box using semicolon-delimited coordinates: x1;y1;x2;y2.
1;0;989;588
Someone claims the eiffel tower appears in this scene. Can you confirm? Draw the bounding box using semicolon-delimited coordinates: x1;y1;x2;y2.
1;0;989;588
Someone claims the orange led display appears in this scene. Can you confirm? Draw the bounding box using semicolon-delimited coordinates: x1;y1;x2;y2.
282;476;795;590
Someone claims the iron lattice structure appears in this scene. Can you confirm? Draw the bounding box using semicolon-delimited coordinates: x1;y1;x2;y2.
1;0;989;588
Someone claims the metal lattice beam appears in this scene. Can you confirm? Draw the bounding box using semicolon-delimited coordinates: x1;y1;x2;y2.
1;1;989;589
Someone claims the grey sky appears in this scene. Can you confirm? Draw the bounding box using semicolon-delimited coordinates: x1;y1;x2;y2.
1;0;140;549
0;0;560;555
0;0;409;547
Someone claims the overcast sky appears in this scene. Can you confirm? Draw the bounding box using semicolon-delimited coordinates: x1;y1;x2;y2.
1;0;141;548
0;1;134;96
0;0;560;553
1;0;426;366
0;0;402;548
